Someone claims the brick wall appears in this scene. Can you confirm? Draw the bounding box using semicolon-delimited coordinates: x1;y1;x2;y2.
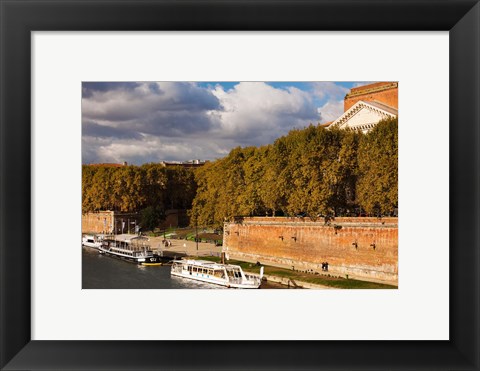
82;211;114;234
82;209;188;234
223;217;398;284
344;82;398;111
159;209;189;229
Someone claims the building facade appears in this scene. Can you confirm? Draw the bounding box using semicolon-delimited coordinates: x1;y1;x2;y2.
328;82;398;133
82;211;140;234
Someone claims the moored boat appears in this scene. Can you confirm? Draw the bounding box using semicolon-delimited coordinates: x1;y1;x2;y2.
82;234;105;249
99;234;169;266
171;259;264;288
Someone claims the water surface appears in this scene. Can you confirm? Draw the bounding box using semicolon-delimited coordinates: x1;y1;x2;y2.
82;247;287;289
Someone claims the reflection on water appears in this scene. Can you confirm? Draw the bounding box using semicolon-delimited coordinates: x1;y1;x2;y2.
82;247;287;289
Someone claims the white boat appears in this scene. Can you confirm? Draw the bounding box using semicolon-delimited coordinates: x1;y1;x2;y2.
98;234;168;265
82;234;104;249
171;259;264;289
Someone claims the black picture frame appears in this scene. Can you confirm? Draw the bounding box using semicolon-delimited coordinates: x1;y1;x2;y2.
1;1;479;370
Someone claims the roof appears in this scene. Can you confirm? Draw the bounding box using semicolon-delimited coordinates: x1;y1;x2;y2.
111;234;148;242
347;82;398;97
174;259;242;270
363;100;398;116
329;100;397;131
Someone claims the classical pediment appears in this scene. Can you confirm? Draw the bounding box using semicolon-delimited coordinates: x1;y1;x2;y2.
330;100;397;133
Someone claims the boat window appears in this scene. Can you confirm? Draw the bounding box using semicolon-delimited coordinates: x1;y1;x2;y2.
214;270;225;278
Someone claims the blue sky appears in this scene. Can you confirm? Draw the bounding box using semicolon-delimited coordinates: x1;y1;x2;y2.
82;81;365;165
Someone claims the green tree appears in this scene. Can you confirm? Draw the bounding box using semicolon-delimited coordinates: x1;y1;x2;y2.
259;138;290;216
82;163;195;214
356;117;398;215
82;165;97;213
190;161;222;228
140;206;164;232
141;163;168;207
165;166;197;210
239;146;268;216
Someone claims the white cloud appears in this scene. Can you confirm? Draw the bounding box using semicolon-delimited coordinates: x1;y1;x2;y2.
211;82;320;145
317;100;344;123
82;134;235;165
311;82;349;101
82;81;346;164
82;82;220;133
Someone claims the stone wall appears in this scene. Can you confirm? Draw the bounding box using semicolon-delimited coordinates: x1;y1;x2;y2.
82;211;114;234
223;217;398;284
82;211;140;234
82;209;188;234
344;82;398;111
159;209;189;229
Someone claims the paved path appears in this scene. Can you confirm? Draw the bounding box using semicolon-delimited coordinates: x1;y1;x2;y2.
148;236;222;257
147;236;396;287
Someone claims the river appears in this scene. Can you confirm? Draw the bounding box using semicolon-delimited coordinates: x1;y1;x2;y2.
82;247;288;289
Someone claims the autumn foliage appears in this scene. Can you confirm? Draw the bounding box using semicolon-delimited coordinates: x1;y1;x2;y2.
82;164;196;215
82;118;398;230
190;117;398;228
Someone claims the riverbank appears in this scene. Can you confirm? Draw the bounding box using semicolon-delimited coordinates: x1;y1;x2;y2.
146;236;396;289
190;256;397;289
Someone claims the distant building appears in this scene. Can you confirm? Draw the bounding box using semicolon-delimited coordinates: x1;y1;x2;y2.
82;209;189;234
82;210;139;235
159;159;207;168
326;82;398;133
85;160;207;168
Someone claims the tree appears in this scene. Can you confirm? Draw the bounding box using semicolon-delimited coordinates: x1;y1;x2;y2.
140;206;164;232
356;117;398;215
165;166;197;209
141;163;167;207
82;163;194;215
189;161;221;228
239;146;268;216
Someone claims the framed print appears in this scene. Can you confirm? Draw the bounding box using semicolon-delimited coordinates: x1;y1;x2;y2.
34;34;444;342
1;0;479;370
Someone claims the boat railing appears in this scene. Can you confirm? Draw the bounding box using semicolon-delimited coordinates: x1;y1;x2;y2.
103;240;151;251
244;273;261;284
228;277;243;284
227;276;259;285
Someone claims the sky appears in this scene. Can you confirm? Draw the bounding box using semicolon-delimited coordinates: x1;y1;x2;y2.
82;81;367;165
